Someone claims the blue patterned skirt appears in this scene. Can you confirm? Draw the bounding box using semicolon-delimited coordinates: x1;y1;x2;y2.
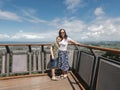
58;51;69;71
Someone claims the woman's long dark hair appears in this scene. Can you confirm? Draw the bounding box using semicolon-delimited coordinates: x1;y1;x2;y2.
59;29;68;40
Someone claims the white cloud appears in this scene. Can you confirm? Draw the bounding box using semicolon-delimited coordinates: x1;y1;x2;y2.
21;9;47;23
51;17;120;41
0;34;10;39
11;31;44;40
83;18;120;41
94;7;105;16
59;18;85;34
0;29;58;41
0;8;47;23
88;25;103;31
8;30;57;42
0;10;22;22
64;0;81;12
0;16;120;42
0;10;120;42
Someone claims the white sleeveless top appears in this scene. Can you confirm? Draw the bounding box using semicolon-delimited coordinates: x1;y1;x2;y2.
59;37;72;51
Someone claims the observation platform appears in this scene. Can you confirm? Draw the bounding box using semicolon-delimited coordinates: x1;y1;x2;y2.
0;43;120;90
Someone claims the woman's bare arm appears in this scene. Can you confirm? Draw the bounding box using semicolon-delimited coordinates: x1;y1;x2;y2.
50;45;54;59
69;39;81;45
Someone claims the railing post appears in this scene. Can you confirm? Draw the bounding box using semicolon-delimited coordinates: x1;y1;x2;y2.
28;45;32;52
38;51;42;71
89;49;100;90
41;45;44;74
6;53;10;77
28;45;32;74
5;46;10;77
33;51;37;71
73;45;81;72
1;52;5;77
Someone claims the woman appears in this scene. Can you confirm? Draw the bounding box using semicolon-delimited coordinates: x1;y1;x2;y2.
58;29;80;78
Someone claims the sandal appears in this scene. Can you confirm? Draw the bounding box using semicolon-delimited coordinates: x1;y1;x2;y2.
60;74;64;77
63;74;68;79
51;77;59;81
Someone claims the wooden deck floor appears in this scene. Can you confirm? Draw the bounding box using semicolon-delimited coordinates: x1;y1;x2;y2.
0;72;82;90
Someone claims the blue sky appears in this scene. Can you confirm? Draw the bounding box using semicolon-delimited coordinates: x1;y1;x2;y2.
0;0;120;42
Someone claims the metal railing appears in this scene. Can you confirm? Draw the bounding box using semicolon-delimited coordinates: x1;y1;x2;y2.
0;44;51;77
72;44;120;90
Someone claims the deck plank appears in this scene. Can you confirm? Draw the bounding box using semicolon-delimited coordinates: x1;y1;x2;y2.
0;73;81;90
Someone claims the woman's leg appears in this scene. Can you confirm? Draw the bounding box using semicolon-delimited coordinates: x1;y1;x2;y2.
51;68;55;79
51;68;58;81
51;59;58;80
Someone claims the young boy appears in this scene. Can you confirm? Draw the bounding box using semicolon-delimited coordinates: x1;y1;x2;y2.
50;36;61;80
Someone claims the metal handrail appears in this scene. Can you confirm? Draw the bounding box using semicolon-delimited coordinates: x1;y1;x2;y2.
0;44;51;46
78;44;120;54
0;43;120;53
